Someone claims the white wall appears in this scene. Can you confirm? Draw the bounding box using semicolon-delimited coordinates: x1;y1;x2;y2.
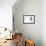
41;0;46;46
0;0;16;30
13;0;41;46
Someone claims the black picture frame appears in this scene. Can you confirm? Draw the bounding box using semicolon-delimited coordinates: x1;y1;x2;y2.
23;15;35;24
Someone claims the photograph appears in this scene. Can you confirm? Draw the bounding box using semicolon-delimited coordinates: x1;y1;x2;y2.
0;0;46;46
23;15;35;24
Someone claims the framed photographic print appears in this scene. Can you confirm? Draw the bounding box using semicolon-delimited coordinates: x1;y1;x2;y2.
23;15;35;24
